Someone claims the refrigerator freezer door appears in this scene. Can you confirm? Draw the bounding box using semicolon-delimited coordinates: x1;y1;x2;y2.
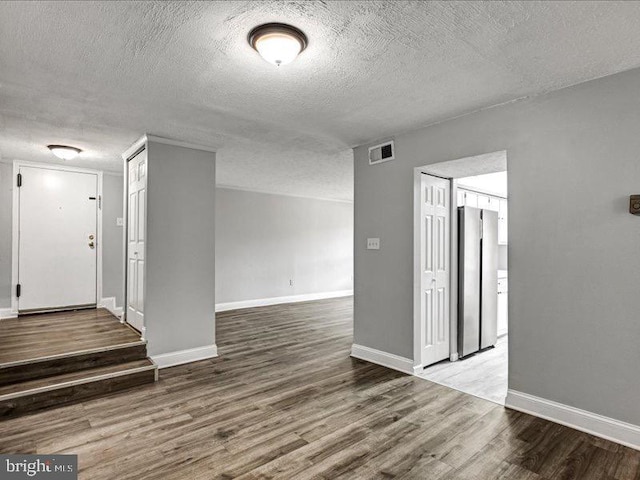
480;209;499;349
458;207;481;357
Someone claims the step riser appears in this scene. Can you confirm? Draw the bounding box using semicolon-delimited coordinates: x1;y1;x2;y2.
0;344;148;387
0;368;156;418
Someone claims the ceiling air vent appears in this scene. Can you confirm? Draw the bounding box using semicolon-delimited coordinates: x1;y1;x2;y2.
368;140;395;165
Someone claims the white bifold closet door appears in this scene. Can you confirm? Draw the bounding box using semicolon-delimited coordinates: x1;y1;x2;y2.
420;174;451;366
126;150;147;334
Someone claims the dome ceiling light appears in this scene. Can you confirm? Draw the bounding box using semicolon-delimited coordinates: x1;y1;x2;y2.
47;145;82;160
248;23;308;66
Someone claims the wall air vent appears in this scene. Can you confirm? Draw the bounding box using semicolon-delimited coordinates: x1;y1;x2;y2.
368;140;395;165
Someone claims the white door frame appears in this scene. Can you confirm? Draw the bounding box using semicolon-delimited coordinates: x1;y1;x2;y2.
121;135;148;339
414;161;508;372
11;160;103;315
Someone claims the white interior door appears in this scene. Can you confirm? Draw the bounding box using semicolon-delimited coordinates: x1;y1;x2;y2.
420;174;450;366
126;150;147;334
18;166;97;311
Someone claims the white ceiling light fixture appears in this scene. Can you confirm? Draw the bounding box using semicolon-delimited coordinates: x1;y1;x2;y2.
248;23;308;66
47;144;82;160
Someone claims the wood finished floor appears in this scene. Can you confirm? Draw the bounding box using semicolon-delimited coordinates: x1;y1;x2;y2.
0;308;141;364
1;297;639;479
419;335;508;405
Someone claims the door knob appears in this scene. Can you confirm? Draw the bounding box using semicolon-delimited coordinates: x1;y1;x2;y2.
89;241;95;249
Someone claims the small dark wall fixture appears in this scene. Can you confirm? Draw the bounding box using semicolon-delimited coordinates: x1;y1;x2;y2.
630;195;640;215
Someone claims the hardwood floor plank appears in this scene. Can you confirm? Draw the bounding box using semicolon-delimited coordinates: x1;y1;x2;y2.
0;308;141;364
0;297;637;479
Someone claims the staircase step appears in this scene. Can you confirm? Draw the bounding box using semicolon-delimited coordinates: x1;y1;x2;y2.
0;359;157;418
0;341;148;386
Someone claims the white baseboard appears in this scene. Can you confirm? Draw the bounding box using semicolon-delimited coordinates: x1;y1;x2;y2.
151;345;218;369
99;297;123;319
350;344;414;375
0;308;17;320
215;289;353;312
506;389;640;451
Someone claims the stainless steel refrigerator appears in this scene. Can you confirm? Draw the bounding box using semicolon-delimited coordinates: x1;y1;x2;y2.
458;206;498;358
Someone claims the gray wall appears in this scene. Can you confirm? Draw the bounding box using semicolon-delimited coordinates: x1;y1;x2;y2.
145;140;216;356
101;174;124;306
354;67;640;425
215;188;353;304
0;163;12;308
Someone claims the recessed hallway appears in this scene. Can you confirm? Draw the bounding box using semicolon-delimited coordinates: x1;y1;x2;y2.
0;297;638;479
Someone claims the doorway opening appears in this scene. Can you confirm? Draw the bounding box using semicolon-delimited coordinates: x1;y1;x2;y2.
11;161;103;314
413;150;508;405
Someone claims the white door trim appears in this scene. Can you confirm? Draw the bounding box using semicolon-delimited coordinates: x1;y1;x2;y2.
122;146;147;340
412;169;422;371
11;160;103;314
449;179;460;361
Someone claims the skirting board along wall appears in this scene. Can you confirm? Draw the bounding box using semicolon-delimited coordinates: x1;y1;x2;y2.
350;344;414;375
351;347;640;451
216;290;353;313
99;297;123;319
506;390;640;451
0;308;17;320
151;345;218;369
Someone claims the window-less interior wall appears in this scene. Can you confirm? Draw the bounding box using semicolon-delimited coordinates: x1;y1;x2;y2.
215;187;353;308
140;139;216;360
353;66;640;431
101;173;124;308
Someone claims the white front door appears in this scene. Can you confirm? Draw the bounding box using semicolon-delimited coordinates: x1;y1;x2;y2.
126;150;147;334
18;166;98;311
420;174;450;366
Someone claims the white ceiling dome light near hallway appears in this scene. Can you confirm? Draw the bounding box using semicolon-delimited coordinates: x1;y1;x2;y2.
47;145;82;160
249;23;308;66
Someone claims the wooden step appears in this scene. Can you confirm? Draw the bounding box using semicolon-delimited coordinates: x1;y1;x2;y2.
0;359;157;418
0;341;148;386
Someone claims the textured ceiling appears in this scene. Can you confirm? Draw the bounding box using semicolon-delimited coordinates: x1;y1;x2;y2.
2;1;640;200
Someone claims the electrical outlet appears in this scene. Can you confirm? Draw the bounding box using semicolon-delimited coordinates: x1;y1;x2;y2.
367;238;380;250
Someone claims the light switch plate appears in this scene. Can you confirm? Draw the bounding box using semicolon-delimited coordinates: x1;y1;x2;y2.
116;217;124;226
630;195;640;215
367;238;380;250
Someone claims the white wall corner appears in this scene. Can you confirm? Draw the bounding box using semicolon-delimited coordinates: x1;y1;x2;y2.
99;297;123;320
350;344;414;375
0;308;18;320
506;389;640;451
215;290;353;313
151;345;218;369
